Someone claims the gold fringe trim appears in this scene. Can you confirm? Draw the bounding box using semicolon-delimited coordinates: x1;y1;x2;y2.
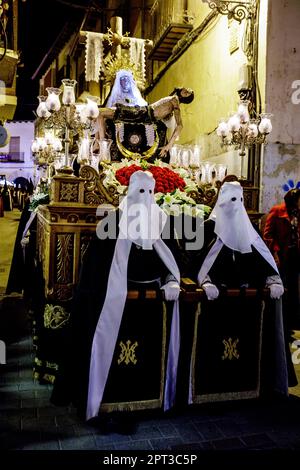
100;398;162;413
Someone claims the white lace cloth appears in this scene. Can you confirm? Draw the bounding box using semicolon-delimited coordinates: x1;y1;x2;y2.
85;33;147;85
129;37;146;84
85;32;104;82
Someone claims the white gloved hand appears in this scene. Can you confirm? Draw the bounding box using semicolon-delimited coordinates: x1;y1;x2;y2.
20;236;29;248
202;282;219;301
161;281;180;301
269;284;284;299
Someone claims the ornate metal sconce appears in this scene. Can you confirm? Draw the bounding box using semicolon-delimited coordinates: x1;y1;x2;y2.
35;80;99;176
202;0;255;22
31;134;62;167
216;101;272;177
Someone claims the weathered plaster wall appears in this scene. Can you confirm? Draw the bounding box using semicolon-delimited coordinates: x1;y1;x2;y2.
262;143;300;212
257;0;268;113
261;0;300;212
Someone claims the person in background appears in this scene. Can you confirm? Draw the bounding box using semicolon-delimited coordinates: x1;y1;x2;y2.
263;188;300;328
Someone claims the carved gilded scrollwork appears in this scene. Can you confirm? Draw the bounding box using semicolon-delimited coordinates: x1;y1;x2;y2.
85;214;97;224
79;165;120;206
37;217;49;274
44;304;70;329
55;233;74;284
50;213;59;222
80;232;95;267
188;183;219;207
67;213;79;223
54;285;74;301
60;182;79;202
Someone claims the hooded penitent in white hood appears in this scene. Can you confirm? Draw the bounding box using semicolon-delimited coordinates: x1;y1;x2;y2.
209;181;258;253
87;171;180;420
193;182;288;403
118;170;167;249
198;182;279;285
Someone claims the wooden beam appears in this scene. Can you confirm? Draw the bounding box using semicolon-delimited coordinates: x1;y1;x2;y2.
126;287;273;302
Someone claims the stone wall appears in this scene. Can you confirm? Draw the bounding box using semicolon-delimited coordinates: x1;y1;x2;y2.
261;0;300;211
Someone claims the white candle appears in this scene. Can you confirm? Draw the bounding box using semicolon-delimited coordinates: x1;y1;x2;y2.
86;98;99;119
190;145;201;168
169;145;178;165
46;93;61;112
36;137;47;151
217;122;229;137
181;150;190;169
258;118;272;134
78;138;91;161
62;88;76;105
53;138;62;152
237;103;249;123
36;102;51;118
227;115;241;132
44;132;54;145
31;140;38;153
238;110;249;123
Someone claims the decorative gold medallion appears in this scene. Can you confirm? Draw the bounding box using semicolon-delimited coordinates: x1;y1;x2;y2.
222;337;240;360
115;123;159;160
118;340;138;365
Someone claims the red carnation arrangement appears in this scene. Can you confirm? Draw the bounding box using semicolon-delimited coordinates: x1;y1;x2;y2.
115;164;186;194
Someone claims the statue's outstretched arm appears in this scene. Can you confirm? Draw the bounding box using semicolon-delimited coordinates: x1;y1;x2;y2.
159;97;183;157
95;108;115;141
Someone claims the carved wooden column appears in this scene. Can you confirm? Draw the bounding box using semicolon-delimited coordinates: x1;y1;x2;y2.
34;168;119;383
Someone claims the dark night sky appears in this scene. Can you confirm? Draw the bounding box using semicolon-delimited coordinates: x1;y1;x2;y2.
15;0;89;120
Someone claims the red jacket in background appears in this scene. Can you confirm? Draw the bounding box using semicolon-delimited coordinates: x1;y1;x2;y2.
263;202;300;267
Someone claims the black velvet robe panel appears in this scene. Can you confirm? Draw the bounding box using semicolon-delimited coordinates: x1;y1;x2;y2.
51;227;176;417
180;219;294;404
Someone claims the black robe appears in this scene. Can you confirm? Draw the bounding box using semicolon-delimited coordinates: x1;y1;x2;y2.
6;200;33;295
177;219;293;405
51;223;177;418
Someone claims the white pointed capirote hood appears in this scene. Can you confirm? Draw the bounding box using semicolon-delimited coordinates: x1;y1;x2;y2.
198;181;278;285
118;170;167;249
209;181;259;253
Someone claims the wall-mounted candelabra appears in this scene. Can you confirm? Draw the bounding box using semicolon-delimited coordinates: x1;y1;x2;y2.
31;132;62;167
216;100;272;177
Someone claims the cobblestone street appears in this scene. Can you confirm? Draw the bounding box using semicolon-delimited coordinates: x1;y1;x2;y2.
1;321;300;453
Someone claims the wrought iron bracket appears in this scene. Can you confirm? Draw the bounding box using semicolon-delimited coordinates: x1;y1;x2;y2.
203;1;255;22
